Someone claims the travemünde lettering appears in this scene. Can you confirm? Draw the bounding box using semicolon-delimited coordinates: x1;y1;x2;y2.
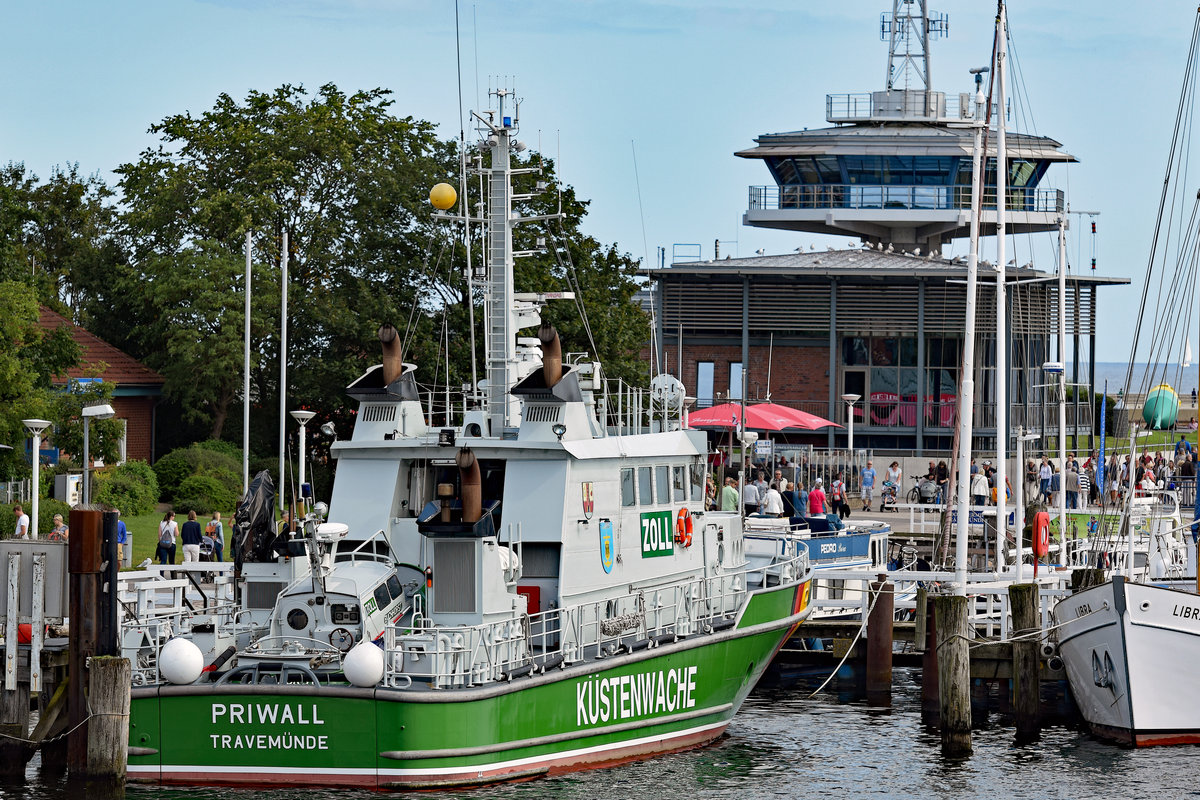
576;666;698;726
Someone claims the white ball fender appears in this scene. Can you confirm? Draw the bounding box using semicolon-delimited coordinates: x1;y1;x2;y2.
344;642;385;688
159;637;204;685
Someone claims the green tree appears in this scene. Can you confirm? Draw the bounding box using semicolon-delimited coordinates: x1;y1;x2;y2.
0;164;38;284
0;281;79;480
26;165;122;318
47;379;124;467
115;84;457;440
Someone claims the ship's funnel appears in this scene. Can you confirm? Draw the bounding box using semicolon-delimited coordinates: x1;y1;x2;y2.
456;448;481;523
538;323;562;388
378;324;404;385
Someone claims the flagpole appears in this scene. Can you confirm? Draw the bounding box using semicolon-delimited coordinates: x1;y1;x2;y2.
278;229;289;512
243;231;252;495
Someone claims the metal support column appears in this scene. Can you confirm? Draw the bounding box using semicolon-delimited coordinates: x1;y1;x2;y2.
916;280;926;454
829;280;838;449
1089;286;1098;451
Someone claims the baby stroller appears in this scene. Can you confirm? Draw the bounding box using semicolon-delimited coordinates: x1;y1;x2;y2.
880;480;899;512
908;476;940;505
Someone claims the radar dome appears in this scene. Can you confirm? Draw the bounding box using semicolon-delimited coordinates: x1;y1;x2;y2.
343;642;385;687
160;637;204;685
429;183;457;211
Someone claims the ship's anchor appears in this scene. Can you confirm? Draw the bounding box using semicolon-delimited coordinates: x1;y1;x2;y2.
1091;648;1117;695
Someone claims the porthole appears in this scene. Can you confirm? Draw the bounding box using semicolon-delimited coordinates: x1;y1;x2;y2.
287;608;310;631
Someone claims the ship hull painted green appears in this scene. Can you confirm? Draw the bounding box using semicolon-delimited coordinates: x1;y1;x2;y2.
128;579;810;789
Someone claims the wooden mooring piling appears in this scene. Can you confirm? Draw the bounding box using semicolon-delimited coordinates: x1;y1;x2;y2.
0;507;130;784
771;570;1078;742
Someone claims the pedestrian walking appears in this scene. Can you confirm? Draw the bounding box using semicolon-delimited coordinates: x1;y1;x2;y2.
157;511;178;565
180;510;203;563
861;460;876;512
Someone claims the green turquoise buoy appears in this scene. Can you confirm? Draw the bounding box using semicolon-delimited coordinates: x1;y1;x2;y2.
1142;383;1180;430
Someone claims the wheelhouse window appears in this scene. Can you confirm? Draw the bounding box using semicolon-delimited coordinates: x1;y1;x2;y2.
373;583;391;611
656;466;670;506
620;468;636;507
638;467;653;505
672;466;687;502
689;461;705;501
385;573;403;601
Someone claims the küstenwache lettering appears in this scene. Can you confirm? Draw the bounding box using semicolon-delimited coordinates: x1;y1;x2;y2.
576;666;698;726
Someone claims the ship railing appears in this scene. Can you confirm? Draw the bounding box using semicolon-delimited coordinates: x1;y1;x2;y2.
807;567;1072;641
603;377;687;436
383;547;810;688
117;565;241;685
747;184;1063;214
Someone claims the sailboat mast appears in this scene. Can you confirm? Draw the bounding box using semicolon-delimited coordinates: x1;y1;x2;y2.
954;70;988;594
994;2;1009;562
1058;217;1069;560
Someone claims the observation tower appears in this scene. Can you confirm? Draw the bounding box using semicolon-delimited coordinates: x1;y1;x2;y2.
738;0;1074;254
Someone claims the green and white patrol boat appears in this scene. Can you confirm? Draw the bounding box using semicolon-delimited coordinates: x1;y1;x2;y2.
125;91;813;789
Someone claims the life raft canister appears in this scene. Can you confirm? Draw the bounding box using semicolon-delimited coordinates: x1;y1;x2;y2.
1033;511;1050;557
675;508;694;547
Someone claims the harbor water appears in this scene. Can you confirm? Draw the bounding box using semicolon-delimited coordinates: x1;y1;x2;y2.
3;668;1194;800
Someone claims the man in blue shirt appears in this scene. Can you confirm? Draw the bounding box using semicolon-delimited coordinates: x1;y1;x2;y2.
115;509;128;566
860;461;877;512
1176;434;1193;464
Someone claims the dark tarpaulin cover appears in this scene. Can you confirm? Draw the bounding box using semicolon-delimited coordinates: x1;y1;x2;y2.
233;470;277;566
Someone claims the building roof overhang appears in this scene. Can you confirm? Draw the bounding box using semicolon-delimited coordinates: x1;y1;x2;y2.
735;124;1077;163
641;249;1129;287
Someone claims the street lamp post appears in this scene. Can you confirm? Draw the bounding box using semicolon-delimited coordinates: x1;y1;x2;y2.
841;394;861;474
290;410;317;509
22;419;51;540
81;404;115;506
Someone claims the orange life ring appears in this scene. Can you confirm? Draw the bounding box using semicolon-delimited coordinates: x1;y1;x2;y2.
1033;511;1050;558
675;508;694;547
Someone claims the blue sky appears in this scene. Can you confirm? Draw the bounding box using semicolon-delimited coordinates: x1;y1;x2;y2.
4;1;1198;362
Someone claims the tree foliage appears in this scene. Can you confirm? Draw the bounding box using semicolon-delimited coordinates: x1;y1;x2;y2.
47;379;124;468
114;84;458;439
5;83;652;475
0;280;80;480
92;460;160;515
153;443;241;503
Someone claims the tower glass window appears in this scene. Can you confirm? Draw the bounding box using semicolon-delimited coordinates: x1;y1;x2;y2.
696;361;715;408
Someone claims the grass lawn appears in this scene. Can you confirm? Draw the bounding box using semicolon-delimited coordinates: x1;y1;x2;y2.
122;510;235;568
1043;428;1195;454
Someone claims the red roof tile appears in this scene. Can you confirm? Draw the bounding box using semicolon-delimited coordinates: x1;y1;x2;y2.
38;306;164;387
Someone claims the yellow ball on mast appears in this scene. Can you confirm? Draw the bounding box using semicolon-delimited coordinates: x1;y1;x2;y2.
429;183;457;211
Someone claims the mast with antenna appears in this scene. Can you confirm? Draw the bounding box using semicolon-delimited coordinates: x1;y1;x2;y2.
994;1;1010;578
882;0;949;113
481;89;519;434
953;66;988;595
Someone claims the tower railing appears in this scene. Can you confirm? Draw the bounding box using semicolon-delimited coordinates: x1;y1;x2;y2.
748;184;1063;214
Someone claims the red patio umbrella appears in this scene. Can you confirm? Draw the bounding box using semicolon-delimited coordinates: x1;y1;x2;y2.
687;402;841;431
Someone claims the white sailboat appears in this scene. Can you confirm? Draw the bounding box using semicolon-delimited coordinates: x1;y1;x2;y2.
1054;575;1200;745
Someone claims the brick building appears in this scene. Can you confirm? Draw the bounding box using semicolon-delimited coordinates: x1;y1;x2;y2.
38;307;165;463
644;252;1126;454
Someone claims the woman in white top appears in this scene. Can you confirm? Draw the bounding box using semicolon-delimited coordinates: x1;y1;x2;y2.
761;484;785;516
885;462;902;487
157;511;178;565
